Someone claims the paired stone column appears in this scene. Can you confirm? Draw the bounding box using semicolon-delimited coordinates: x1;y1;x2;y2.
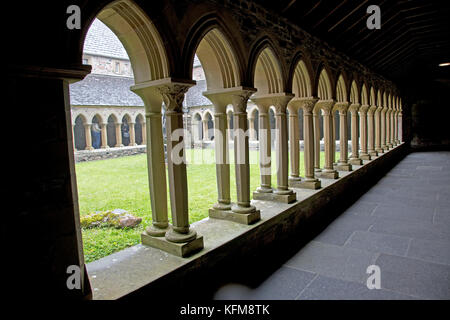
273;94;296;202
203;91;232;212
359;105;371;160
132;79;203;257
349;104;362;165
398;109;403;142
313;107;322;172
376;106;384;153
332;111;336;165
100;123;108;149
251;94;295;203
230;88;261;223
288;97;321;189
317;100;338;179
252;99;272;194
335;102;352;171
129;122;136;146
367;106;378;157
382;106;388;150
114;122;123;147
83;123;93;150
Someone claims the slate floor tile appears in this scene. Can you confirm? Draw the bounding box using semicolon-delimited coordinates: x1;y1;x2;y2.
297;275;417;300
375;254;450;299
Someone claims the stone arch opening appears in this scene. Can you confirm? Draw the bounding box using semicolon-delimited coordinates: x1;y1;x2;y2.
253;47;284;95
317;68;333;100
135;114;145;145
91;115;103;149
106;114;117;148
292;60;313;98
194;28;241;90
121;114;131;146
74;115;87;151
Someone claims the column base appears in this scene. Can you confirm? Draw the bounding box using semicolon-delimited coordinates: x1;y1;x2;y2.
369;151;378;157
388;143;394;149
336;163;352;171
314;168;322;173
376;148;384;154
253;190;296;203
349;158;363;165
360;154;371;160
209;208;260;225
141;232;204;258
317;170;339;179
289;178;321;190
289;176;301;183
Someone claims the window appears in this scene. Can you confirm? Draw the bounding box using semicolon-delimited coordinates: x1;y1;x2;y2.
82;58;89;65
115;62;120;73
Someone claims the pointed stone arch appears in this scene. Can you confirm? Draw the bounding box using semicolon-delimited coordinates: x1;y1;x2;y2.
350;80;360;104
189;26;242;90
336;73;348;103
369;86;377;106
94;0;170;84
250;39;285;95
291;59;313;98
361;83;369;105
317;67;334;100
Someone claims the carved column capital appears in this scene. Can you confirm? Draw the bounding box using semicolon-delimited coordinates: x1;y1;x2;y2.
359;104;370;114
368;105;378;114
349;103;361;113
334;101;350;112
315;99;336;113
231;89;256;113
158;83;193;112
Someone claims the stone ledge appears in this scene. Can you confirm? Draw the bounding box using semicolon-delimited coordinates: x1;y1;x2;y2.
141;233;204;258
253;191;297;203
87;143;407;300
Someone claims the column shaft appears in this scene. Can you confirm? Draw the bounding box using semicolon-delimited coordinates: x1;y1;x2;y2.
288;106;300;181
115;123;122;147
359;106;370;160
84;124;93;150
129;122;136;146
313;109;321;171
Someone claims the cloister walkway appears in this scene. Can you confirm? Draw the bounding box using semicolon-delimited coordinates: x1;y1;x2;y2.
214;152;450;300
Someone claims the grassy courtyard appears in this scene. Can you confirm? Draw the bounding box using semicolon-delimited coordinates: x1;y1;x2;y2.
76;148;336;263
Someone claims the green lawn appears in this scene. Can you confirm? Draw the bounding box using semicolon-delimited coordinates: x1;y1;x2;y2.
76;148;338;263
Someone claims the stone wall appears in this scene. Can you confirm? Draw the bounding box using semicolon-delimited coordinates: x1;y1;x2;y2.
75;145;147;162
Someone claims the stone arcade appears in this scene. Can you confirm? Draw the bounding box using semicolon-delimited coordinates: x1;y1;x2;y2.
7;0;448;301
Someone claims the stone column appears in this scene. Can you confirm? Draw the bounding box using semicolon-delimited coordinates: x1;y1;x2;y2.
288;98;321;189
202;119;209;141
203;91;232;213
349;104;362;165
288;103;300;183
273;94;296;202
84;123;93;150
158;83;200;245
382;107;388;151
227;113;233;142
359;105;371;160
317;100;338;179
332;111;337;165
131;84;169;238
389;109;395;148
129;122;136;146
335;102;352;171
367;106;378;157
376;106;384;153
115;122;123;147
394;110;399;145
229;89;260;223
100;123;108;148
252;100;272;194
248;116;257;141
141;122;147;145
398;109;403;142
313;107;322;172
72;124;76;151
